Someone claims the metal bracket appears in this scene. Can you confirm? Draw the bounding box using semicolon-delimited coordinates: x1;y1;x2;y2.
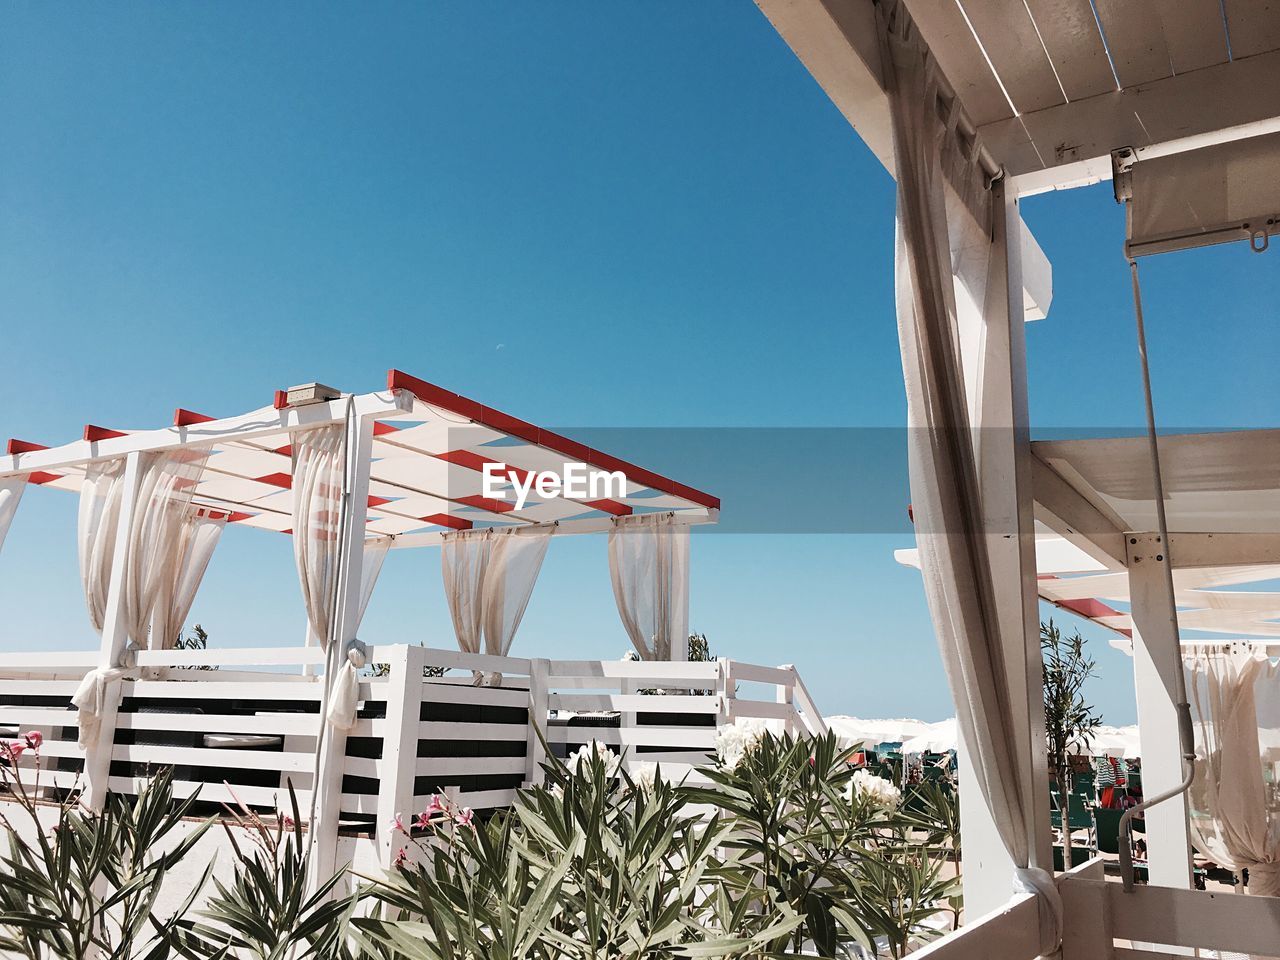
1124;531;1168;567
1111;147;1137;204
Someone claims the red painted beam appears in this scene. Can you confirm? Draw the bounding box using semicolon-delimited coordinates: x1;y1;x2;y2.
84;425;127;442
386;368;719;510
253;472;293;489
28;471;61;485
6;439;47;455
421;513;473;531
174;408;216;426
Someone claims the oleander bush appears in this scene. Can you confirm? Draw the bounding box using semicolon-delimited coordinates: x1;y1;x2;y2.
0;728;958;959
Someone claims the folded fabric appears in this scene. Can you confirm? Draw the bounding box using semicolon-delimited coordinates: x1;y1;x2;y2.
71;666;129;749
325;659;360;731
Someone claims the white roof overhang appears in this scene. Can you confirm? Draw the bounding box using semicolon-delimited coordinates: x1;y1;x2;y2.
755;0;1280;201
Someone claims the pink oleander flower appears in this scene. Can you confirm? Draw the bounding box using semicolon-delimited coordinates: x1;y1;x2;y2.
389;812;406;834
281;814;295;831
393;847;408;868
455;807;474;829
3;741;26;761
23;731;42;751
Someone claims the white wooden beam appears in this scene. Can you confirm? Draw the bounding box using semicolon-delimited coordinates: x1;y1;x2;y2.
753;0;1053;321
310;411;376;886
1125;532;1193;889
81;451;144;811
1031;455;1129;570
955;180;1054;914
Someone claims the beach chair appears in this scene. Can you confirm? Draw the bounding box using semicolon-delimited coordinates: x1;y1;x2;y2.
1066;791;1095;849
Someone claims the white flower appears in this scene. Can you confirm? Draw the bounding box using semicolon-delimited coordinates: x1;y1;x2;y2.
847;768;901;808
714;718;769;771
632;762;659;793
567;740;620;778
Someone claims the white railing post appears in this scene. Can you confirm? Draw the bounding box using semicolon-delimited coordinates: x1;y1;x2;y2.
375;644;424;869
525;658;549;786
310;412;375;886
83;450;144;811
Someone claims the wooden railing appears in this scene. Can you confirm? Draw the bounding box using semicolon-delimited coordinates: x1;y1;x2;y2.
0;644;824;872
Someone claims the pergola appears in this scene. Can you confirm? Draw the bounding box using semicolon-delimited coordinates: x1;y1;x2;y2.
0;368;720;873
756;0;1280;955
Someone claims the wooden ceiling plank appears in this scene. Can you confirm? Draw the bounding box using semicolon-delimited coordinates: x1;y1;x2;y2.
1023;0;1117;100
1155;0;1230;73
903;0;1014;125
1093;0;1174;86
1224;0;1280;59
947;0;1066;112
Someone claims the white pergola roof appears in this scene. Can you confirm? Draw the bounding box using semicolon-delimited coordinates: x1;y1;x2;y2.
1;369;719;546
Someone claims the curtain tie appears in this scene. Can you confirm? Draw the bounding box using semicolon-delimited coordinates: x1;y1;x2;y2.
325;639;367;731
1013;865;1064;957
72;666;130;749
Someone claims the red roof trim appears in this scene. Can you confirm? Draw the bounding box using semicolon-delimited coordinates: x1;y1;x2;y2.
226;511;253;523
174;408;216;427
373;421;398;436
421;513;472;530
1040;577;1133;639
368;495;391;507
84;425;127;442
6;439;48;455
29;471;61;485
585;499;632;516
435;449;532;484
456;494;515;514
386;369;719;509
273;390;289;410
254;472;293;489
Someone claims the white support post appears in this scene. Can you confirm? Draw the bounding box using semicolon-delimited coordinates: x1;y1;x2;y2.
525;658;549;785
776;663;795;736
310;412;375;886
375;643;425;870
954;179;1054;916
82;451;144;812
1126;531;1194;889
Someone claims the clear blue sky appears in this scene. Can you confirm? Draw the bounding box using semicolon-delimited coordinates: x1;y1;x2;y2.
1;3;1276;725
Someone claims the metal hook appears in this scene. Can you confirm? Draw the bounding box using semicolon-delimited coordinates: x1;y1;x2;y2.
1248;224;1270;253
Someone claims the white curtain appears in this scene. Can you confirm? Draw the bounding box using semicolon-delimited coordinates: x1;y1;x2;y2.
1187;646;1280;896
359;536;392;624
608;513;689;661
122;450;209;649
442;527;551;683
75;450;207;745
482;527;551;657
0;475;26;556
78;458;127;634
153;510;226;650
291;423;366;729
880;1;1060;949
442;530;491;658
